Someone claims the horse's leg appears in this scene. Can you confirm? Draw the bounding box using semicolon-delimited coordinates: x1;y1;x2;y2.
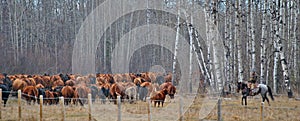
265;96;270;106
162;101;164;107
158;101;161;107
241;97;244;105
245;96;247;105
3;99;7;107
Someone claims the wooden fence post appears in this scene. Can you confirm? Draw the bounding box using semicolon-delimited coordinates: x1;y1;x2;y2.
260;102;264;121
179;96;183;121
0;89;2;119
147;97;152;121
218;98;222;121
117;96;121;121
18;90;21;121
40;95;43;121
59;97;65;121
88;93;92;121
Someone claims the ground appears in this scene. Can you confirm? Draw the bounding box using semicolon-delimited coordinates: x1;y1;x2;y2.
1;94;300;121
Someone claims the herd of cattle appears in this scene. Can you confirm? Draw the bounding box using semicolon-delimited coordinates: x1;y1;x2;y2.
0;72;176;107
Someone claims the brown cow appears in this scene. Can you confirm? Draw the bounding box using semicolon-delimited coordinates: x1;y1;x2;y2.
22;86;38;105
150;89;168;107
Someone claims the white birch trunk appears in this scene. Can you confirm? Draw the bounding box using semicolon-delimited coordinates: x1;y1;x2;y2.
189;14;193;93
278;0;293;97
171;2;180;85
224;0;231;93
204;0;215;90
250;0;256;72
211;0;223;92
272;0;279;95
235;0;243;83
260;0;267;84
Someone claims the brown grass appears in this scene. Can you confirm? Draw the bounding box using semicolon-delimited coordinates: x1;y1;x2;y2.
1;94;300;121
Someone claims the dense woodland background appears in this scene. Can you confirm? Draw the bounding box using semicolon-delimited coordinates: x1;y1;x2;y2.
0;0;299;96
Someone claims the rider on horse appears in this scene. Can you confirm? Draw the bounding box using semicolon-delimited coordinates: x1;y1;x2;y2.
248;70;258;96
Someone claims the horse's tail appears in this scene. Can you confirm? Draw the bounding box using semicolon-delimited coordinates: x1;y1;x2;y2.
267;85;274;101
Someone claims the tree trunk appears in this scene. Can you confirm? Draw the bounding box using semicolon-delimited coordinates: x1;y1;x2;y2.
292;0;299;95
272;0;279;95
250;0;256;75
235;0;243;83
171;1;180;85
278;0;293;97
260;0;267;84
224;0;231;93
204;0;215;90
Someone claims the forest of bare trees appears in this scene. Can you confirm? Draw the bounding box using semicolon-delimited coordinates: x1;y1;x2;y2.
0;0;299;96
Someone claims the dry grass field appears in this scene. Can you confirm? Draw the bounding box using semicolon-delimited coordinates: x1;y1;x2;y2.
1;94;300;121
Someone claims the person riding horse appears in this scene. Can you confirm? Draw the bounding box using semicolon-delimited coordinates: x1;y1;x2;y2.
248;70;258;95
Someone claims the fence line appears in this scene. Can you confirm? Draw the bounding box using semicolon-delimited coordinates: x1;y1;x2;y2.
1;89;300;121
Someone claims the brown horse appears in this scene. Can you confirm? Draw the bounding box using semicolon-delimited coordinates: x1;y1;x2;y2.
159;82;176;99
110;82;126;104
44;90;55;105
61;86;75;105
12;78;27;92
150;89;168;107
22;86;38;105
74;85;91;106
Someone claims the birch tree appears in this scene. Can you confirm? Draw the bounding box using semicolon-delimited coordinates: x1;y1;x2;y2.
224;0;232;93
277;0;293;97
204;0;215;90
211;0;223;92
171;0;180;85
235;0;243;83
260;0;267;84
292;0;298;93
272;0;279;94
250;0;256;75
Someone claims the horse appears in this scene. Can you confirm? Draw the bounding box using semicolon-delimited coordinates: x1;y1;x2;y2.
236;82;250;105
61;86;75;105
109;83;126;104
99;83;110;104
22;86;39;105
150;89;168;107
253;84;274;106
159;82;176;99
89;85;99;103
0;73;12;107
74;85;91;106
125;86;137;104
237;82;274;106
